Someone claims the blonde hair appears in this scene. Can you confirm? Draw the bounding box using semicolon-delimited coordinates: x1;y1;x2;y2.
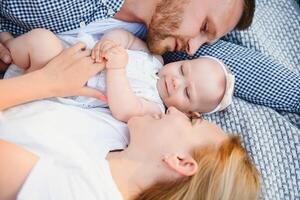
134;135;260;200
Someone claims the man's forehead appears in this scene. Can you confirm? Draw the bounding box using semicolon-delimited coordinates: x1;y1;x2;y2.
184;0;243;33
209;0;244;32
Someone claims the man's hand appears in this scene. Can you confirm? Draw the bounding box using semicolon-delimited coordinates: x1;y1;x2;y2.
40;42;106;99
92;39;128;69
0;43;12;72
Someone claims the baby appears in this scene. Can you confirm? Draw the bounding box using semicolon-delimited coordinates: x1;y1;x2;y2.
4;28;234;122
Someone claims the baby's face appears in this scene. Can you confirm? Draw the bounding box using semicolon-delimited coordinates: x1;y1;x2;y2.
157;57;226;113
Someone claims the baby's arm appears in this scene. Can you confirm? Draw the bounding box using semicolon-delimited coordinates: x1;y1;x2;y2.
92;28;163;64
107;68;162;122
5;28;63;72
95;40;161;122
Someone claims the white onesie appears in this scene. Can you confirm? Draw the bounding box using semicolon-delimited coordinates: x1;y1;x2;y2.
56;20;165;112
57;49;165;113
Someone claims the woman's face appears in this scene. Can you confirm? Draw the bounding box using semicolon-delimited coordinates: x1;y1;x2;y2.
127;107;227;155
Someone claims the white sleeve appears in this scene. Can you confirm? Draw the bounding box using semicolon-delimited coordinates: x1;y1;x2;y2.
18;158;88;200
17;158;122;200
17;159;70;200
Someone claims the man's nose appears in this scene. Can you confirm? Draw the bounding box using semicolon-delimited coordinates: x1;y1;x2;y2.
186;35;208;55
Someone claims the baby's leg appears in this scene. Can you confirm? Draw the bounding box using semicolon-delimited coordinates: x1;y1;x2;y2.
5;28;63;72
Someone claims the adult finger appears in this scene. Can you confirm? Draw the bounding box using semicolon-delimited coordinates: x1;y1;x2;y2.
64;42;86;56
92;43;101;60
95;46;102;62
91;46;98;60
87;61;106;75
78;49;91;57
67;49;92;67
0;43;12;64
73;56;105;76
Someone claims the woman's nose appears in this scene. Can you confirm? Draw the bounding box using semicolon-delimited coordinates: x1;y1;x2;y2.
152;113;163;119
166;106;179;114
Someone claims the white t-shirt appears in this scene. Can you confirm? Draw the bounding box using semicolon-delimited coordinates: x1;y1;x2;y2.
0;100;128;200
0;18;147;200
18;158;122;200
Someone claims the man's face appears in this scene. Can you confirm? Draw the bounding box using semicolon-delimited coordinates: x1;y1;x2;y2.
147;0;244;55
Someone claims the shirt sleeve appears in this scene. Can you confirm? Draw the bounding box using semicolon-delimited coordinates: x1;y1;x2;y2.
16;157;119;200
17;158;102;200
17;158;72;200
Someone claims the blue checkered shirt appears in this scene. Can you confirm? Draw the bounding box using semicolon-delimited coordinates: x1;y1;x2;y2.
1;0;124;36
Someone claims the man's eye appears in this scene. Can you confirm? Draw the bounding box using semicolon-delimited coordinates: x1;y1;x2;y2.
201;22;208;32
180;65;184;75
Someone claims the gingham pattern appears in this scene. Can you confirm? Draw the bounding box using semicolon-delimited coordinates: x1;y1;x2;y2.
224;0;300;75
0;0;125;36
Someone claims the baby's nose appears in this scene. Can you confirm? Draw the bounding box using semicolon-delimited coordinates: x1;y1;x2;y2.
172;77;182;90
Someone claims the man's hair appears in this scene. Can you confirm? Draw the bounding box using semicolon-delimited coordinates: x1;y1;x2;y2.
236;0;256;30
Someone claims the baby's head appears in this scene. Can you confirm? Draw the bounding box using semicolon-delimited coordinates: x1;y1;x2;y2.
157;56;234;114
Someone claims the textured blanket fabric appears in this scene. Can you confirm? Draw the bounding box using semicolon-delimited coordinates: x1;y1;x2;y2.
215;0;299;199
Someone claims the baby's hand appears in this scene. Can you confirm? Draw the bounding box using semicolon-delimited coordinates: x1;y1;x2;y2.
92;39;128;69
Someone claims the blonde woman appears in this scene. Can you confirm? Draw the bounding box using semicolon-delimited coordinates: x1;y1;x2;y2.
0;103;260;200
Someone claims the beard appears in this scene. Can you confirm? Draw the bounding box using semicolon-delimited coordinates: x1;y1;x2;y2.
147;0;189;55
